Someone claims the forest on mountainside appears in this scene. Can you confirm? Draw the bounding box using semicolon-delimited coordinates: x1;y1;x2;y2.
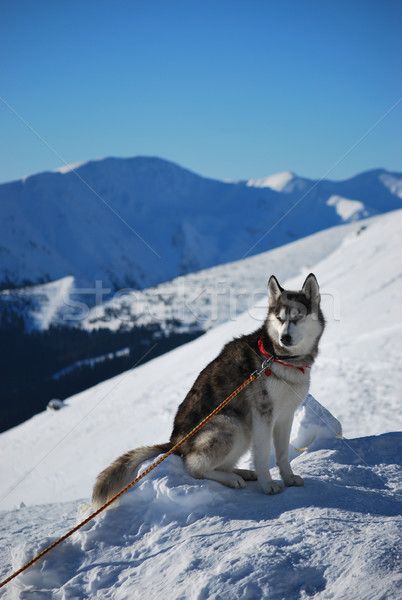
0;312;201;432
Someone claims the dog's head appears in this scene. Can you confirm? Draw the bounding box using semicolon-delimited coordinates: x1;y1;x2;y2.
266;273;325;355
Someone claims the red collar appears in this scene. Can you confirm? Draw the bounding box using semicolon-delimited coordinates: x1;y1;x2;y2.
258;337;310;376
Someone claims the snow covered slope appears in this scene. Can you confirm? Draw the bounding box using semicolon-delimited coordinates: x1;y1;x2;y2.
0;276;75;332
0;209;401;599
0;214;394;337
0;156;401;292
76;219;361;333
2;433;401;600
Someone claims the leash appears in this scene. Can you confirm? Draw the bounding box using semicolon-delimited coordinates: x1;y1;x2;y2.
0;360;270;590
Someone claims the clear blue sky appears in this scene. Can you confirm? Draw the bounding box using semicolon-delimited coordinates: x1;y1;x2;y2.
1;0;401;184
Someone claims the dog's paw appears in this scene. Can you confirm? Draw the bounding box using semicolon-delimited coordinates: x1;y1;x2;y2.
283;474;304;487
260;479;284;495
233;468;258;481
228;473;247;489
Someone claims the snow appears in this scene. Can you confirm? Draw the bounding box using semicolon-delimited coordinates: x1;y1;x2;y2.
52;347;131;380
379;172;402;199
1;213;361;333
247;171;294;191
80;219;360;333
326;195;366;221
1;209;402;598
53;160;89;174
30;276;75;330
0;157;401;293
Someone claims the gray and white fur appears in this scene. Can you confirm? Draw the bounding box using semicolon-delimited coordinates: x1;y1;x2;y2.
92;273;325;505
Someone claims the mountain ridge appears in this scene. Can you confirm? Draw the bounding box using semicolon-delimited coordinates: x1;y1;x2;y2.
1;156;401;292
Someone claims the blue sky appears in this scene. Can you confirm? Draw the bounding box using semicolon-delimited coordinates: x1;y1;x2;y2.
1;0;401;184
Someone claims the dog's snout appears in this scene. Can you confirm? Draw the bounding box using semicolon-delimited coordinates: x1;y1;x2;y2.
280;333;292;346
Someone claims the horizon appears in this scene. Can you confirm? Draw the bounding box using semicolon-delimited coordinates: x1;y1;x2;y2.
1;0;401;185
1;153;400;188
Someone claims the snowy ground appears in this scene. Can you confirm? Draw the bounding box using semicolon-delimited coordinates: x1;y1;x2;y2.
0;210;401;599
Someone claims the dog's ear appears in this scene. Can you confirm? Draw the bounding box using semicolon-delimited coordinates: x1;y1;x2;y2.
268;275;283;306
302;273;320;304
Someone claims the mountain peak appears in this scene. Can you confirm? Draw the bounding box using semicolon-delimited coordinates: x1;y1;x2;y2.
0;158;401;292
246;171;295;191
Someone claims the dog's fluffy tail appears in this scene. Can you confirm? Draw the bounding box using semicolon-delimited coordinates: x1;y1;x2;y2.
92;443;172;507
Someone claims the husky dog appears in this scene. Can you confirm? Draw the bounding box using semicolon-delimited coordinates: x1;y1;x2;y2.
93;274;324;505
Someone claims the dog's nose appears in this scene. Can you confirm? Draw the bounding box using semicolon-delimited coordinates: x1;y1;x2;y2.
281;334;292;346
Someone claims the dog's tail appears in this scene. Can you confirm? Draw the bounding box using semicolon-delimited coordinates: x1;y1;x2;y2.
92;443;172;507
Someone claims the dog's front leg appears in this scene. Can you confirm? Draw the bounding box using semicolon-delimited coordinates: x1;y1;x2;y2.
252;410;283;494
273;413;304;487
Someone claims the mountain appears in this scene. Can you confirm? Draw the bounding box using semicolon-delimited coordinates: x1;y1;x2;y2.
1;158;401;432
0;208;401;598
0;156;401;292
0;218;370;432
1;217;358;333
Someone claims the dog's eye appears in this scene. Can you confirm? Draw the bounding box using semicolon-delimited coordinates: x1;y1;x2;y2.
291;314;303;323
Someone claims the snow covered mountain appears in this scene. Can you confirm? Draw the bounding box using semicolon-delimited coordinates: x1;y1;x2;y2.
0;218;364;434
0;156;401;292
0;208;401;598
1;158;401;432
2;218;356;334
